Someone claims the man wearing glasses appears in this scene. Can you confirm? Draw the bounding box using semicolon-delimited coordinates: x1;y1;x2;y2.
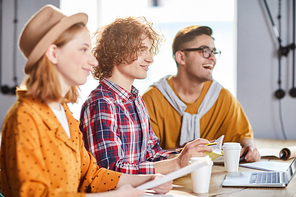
142;25;260;162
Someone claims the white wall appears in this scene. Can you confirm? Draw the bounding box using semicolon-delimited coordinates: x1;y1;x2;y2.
237;0;296;139
62;0;237;120
0;0;59;128
1;0;295;141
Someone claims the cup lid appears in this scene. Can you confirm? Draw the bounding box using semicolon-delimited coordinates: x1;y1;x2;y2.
190;155;213;165
222;142;242;149
190;155;210;161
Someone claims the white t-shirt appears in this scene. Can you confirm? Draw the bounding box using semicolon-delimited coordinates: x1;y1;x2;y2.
50;105;71;139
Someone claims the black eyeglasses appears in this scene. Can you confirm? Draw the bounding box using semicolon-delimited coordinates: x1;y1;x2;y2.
181;46;221;59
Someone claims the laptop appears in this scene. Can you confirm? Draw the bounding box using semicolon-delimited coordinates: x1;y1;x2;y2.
222;157;296;187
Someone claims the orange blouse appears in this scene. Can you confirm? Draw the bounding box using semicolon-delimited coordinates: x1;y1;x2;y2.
0;90;121;197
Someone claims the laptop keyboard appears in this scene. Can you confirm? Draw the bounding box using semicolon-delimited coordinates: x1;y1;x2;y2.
250;172;282;184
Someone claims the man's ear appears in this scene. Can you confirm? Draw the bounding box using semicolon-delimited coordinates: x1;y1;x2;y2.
175;51;186;65
45;44;58;64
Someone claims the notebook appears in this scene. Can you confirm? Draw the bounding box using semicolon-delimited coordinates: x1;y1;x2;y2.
222;157;296;187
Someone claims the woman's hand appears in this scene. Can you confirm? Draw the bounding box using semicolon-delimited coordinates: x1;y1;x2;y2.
86;184;145;197
176;138;213;168
115;184;146;197
149;173;173;194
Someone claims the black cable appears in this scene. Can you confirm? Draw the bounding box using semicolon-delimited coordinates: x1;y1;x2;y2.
263;0;287;139
278;0;281;40
289;0;296;97
263;0;285;99
292;0;295;87
0;0;2;89
0;0;18;95
263;0;281;43
277;0;285;97
12;0;18;87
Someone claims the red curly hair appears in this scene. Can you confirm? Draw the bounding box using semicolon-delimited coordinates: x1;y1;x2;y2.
92;16;163;80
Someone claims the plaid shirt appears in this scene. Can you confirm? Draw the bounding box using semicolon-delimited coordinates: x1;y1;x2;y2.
80;79;171;174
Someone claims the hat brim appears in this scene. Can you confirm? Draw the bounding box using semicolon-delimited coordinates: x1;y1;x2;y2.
24;13;88;74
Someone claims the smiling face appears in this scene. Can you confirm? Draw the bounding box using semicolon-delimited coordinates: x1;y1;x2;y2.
180;34;216;83
111;36;153;88
55;28;98;90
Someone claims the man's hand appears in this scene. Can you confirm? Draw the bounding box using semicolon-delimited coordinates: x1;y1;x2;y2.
240;139;260;162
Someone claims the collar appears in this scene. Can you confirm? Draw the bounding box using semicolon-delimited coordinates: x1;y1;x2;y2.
17;90;60;130
100;78;139;102
16;89;78;152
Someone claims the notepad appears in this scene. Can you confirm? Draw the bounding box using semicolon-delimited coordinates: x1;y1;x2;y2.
258;146;296;160
240;161;290;172
205;135;224;160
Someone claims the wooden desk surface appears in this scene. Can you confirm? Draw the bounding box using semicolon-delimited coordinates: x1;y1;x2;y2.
167;139;296;197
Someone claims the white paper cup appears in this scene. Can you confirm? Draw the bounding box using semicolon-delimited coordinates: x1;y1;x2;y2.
222;142;242;172
190;156;213;193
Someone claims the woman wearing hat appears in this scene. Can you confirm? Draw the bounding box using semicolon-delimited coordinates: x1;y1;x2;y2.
0;4;172;197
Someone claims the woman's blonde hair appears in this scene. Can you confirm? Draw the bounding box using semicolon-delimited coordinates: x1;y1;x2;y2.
24;23;86;103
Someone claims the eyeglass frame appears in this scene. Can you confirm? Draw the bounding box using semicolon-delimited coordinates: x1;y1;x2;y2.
180;46;221;59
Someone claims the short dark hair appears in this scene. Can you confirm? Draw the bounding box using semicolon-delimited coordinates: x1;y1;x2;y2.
172;26;214;60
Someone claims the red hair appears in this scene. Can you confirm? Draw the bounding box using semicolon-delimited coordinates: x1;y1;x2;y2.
92;16;163;80
24;23;87;103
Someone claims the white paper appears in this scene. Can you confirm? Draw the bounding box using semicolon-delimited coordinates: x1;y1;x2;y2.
239;161;290;172
140;195;174;197
258;148;281;158
136;159;210;190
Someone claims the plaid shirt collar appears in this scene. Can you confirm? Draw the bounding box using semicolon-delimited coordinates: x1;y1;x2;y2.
100;78;139;102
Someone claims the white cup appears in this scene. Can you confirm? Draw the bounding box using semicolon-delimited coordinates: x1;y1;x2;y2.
222;142;242;172
190;156;213;193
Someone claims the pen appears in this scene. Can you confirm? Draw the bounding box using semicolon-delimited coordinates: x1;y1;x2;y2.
175;142;218;153
205;142;218;146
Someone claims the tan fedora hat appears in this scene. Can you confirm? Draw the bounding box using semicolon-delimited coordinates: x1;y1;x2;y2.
19;4;88;74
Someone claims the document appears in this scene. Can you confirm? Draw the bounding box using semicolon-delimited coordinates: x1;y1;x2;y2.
136;158;211;190
239;160;290;171
175;135;225;160
205;135;224;160
140;195;174;197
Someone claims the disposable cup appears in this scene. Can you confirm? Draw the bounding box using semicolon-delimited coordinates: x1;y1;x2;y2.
190;156;213;193
222;142;242;172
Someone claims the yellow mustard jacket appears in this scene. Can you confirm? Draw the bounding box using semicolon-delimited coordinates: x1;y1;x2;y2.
0;90;121;197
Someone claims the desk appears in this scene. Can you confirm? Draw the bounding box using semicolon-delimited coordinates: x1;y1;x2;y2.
167;139;296;197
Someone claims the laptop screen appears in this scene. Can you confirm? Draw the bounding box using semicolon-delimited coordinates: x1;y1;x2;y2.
286;157;296;183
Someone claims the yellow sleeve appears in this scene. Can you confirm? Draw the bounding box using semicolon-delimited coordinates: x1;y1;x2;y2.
0;106;85;197
224;88;253;142
223;90;254;142
200;88;253;143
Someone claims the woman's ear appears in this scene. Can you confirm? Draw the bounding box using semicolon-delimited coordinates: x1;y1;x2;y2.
45;44;58;64
175;51;186;65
